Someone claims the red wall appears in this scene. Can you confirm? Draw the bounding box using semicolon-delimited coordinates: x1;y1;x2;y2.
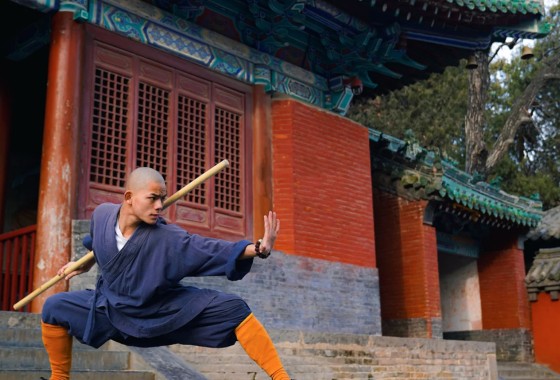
373;190;441;334
532;292;560;372
271;99;376;268
478;234;531;329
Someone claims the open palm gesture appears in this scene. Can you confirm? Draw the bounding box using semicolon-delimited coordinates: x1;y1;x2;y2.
258;211;280;257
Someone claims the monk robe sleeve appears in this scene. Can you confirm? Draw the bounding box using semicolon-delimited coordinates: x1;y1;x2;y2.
162;224;253;281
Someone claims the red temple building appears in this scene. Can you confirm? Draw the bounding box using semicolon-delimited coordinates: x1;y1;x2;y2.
0;0;556;378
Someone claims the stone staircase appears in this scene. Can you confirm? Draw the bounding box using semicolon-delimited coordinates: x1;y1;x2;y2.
4;310;560;380
0;311;204;380
498;362;560;380
172;332;560;380
170;340;367;380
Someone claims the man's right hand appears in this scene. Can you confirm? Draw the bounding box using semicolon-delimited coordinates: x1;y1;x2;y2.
58;258;95;280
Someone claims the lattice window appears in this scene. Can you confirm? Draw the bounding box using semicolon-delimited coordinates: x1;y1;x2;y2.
136;82;169;174
84;32;250;236
214;107;241;213
90;68;129;188
177;94;207;205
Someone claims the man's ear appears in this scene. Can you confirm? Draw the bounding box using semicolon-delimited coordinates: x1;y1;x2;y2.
124;191;133;204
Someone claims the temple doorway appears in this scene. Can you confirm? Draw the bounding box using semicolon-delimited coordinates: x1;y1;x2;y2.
438;251;483;332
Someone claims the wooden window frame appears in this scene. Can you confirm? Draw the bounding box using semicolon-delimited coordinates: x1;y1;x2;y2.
78;25;253;240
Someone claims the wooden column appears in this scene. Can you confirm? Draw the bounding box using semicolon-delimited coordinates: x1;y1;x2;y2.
31;12;84;312
252;85;273;239
0;74;11;231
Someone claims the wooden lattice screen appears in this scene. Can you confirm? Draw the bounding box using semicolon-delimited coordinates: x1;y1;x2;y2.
82;35;251;239
215;106;242;213
90;67;129;188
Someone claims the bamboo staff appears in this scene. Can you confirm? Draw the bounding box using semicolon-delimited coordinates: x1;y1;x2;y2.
13;160;230;311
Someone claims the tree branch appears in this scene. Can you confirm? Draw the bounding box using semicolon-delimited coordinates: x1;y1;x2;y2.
544;73;560;80
485;52;560;172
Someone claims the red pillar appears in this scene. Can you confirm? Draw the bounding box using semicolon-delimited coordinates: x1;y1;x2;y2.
478;232;530;329
252;85;273;239
374;191;441;338
0;74;11;231
31;12;83;312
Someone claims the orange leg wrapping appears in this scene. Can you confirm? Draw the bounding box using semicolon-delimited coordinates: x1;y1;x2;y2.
41;321;73;380
235;313;290;380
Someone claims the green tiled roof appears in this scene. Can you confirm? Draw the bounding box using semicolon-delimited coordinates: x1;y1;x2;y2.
369;129;543;228
448;0;545;14
442;162;543;227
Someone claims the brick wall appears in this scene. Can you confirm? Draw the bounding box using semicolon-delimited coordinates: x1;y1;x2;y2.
181;252;382;334
478;232;530;329
444;329;533;362
271;98;376;268
373;190;442;338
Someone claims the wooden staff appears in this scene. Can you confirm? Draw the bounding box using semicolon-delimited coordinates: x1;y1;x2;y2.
13;160;230;311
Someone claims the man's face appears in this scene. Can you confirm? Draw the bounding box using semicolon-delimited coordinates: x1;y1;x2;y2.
128;180;167;225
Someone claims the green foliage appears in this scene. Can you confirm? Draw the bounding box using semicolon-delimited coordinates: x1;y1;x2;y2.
492;157;560;210
347;5;560;209
497;5;560;209
347;65;469;165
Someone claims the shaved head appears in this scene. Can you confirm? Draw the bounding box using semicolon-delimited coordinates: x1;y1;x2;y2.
126;167;165;191
121;167;167;227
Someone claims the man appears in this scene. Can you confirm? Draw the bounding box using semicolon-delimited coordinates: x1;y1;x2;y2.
41;167;290;380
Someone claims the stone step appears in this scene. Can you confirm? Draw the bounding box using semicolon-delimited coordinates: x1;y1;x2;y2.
170;344;341;380
0;312;214;380
0;311;42;328
173;343;373;360
499;370;559;378
172;345;389;380
499;378;560;380
0;346;130;370
498;362;560;380
198;371;338;380
1;327;95;349
0;369;156;380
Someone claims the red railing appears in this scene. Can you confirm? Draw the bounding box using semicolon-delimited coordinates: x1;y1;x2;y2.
0;225;36;312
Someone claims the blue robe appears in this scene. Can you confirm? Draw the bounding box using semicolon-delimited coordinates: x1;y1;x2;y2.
42;203;254;348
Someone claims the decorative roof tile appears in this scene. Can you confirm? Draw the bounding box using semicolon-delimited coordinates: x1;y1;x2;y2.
442;163;543;227
525;247;560;291
447;0;545;14
369;129;543;228
8;0;550;102
528;205;560;241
